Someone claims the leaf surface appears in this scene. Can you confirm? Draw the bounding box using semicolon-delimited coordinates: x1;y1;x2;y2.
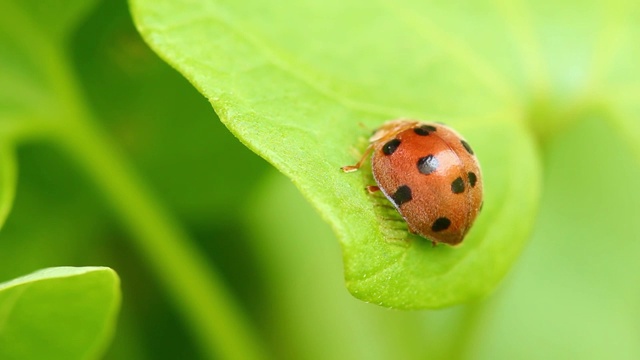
0;267;121;360
130;0;545;308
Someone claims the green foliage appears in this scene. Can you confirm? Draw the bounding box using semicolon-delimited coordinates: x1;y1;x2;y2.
1;0;265;358
0;267;120;360
130;0;544;309
133;1;539;309
1;0;640;359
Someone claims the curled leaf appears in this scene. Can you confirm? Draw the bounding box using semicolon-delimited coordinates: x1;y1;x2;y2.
131;0;541;308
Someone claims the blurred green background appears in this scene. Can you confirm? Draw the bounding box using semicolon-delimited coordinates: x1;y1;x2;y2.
1;0;639;359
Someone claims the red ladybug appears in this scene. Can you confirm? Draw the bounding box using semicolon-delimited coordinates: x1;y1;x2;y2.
342;119;483;246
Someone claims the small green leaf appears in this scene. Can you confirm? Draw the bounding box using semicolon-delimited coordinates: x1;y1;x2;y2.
131;0;541;308
0;267;121;360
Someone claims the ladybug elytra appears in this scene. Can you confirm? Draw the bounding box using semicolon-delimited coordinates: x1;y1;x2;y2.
342;119;483;246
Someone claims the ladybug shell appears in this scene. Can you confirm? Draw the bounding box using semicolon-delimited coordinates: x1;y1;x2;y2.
370;120;483;245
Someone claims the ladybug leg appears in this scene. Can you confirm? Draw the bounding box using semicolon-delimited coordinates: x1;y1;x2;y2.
366;185;380;193
341;144;374;173
431;240;438;247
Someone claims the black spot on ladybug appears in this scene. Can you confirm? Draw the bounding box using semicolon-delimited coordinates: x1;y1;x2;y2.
414;125;437;136
382;138;401;155
417;155;439;175
451;177;465;194
431;217;451;232
468;172;477;187
461;140;474;155
391;185;412;206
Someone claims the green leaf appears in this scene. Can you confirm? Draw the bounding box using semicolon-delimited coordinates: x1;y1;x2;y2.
131;0;541;308
247;171;480;359
0;267;121;360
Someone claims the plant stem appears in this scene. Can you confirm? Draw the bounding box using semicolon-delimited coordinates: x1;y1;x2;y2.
447;300;486;360
49;57;266;360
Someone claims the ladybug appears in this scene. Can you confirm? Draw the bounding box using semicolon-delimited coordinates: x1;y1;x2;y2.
341;119;483;246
